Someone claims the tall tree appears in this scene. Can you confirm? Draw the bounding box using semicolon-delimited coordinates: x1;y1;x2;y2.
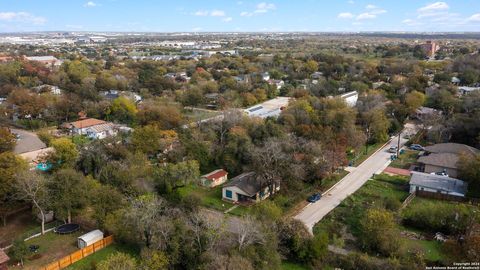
0;127;15;153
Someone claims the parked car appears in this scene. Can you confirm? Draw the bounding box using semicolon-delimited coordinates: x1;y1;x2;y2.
387;146;398;153
409;144;424;151
307;193;322;203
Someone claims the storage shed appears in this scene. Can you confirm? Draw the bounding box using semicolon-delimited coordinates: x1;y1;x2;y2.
77;230;104;249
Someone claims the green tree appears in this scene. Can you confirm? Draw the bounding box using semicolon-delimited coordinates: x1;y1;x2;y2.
49;138;79;168
92;183;125;228
97;252;137;270
154;160;200;193
0;152;27;201
107;96;138;124
0;127;15;153
65;60;91;84
359;208;401;257
303;60;319;74
10;238;29;266
457;153;480;197
361;108;391;143
131;125;177;156
47;169;88;223
140;248;169;270
405;91;426;114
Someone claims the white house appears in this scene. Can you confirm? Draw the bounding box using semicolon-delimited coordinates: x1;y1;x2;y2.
200;169;228;187
64;118;119;139
222;172;280;203
339;91;359;107
261;72;270;81
78;230;104;249
33;84;62;95
244;97;291;119
458;86;480;95
409;171;467;198
268;79;285;90
85;123;118;139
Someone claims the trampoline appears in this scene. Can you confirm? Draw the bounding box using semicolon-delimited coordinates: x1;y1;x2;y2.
55;223;80;234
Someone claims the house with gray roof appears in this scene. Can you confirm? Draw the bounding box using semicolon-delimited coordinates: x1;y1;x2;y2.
409;171;467;198
418;143;479;178
222;172;280;203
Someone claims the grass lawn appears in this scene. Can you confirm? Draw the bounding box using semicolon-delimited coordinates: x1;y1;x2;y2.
281;262;309;270
389;150;419;169
314;174;410;236
20;230;85;270
183;108;221;122
350;142;385;167
405;239;443;262
65;244;138;270
177;184;249;216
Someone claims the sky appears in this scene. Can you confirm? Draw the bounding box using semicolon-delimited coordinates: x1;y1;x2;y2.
0;0;480;32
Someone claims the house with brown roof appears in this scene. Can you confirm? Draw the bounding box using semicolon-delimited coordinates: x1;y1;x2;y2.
63;118;119;139
418;143;480;178
222;172;280;203
200;169;228;187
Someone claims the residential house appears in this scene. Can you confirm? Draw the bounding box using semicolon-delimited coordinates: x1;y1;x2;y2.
244;97;291;119
222;172;280;203
200;169;228;187
458;86;480;95
311;71;324;79
420;41;440;58
409;171;467;198
415;106;441;120
33;84;62;95
64;118;119;139
418;143;480;178
451;76;461;85
261;72;270;81
339;91;358;107
25;56;63;69
268;79;285;90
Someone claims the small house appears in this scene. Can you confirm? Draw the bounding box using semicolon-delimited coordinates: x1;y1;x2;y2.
78;230;104;249
200;169;228;187
222;172;280;203
409;171;467;198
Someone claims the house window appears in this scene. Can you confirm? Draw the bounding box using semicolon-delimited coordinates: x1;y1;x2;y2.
225;190;232;199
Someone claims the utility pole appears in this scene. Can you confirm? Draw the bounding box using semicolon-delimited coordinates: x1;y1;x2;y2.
397;129;401;157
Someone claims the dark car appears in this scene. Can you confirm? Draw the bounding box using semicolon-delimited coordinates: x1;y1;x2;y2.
307;193;322;203
409;144;424;151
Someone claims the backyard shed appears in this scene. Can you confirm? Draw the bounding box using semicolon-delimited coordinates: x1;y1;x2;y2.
77;230;104;249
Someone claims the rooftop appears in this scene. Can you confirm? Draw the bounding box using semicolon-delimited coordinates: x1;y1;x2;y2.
224;172;262;197
418;153;459;169
202;169;228;180
244;97;291;119
70;118;106;129
424;143;479;156
410;171;467;196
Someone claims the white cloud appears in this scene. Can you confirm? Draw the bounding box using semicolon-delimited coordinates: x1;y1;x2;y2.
210;10;226;17
194;10;209;16
370;8;386;15
223;17;233;22
418;2;449;13
356;12;376;20
348;0;355;4
365;4;377;9
338;12;354;19
0;12;46;25
255;2;276;13
84;1;98;7
467;13;480;22
240;11;253;17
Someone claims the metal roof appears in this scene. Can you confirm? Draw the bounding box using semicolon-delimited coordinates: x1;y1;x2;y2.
410;171;467;196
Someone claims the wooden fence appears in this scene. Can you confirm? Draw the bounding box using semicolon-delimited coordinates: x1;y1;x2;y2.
41;235;114;270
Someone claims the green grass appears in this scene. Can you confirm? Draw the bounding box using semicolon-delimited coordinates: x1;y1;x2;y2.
350;142;384;167
65;244;138;270
405;239;443;262
177;184;250;216
183;109;221;122
389;150;419;169
281;262;309;270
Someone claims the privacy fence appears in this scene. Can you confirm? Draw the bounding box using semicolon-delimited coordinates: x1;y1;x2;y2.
41;235;114;270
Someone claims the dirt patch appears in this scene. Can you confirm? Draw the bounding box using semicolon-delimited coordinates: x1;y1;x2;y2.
0;210;38;248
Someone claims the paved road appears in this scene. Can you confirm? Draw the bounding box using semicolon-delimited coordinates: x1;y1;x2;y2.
11;128;46;154
294;124;417;232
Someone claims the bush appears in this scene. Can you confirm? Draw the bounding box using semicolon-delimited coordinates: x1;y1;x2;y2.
384;196;401;211
37;129;54;146
402;201;476;234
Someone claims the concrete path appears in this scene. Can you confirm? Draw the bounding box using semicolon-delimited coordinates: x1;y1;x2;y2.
294;124;417;232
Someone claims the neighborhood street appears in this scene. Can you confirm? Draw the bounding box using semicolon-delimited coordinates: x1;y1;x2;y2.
294;123;418;232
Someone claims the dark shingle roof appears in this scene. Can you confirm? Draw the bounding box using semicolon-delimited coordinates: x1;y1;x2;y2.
424;143;479;156
224;172;262;197
418;153;459;169
410;171;467;196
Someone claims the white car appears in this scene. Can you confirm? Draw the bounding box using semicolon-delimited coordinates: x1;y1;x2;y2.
387;146;398;153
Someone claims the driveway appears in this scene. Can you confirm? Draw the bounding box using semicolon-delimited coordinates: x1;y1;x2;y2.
294;123;417;232
11;128;47;154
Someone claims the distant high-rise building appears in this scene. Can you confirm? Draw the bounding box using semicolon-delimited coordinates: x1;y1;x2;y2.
421;41;440;58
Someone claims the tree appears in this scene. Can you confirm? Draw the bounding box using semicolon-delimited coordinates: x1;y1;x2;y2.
92;183;125;228
0;127;15;153
0;152;27;202
458;153;480;197
97;252;137;270
405;91;426;114
131;125;177;156
232;215;264;251
49;138;79;168
65;60;91;84
15;170;49;234
47;169;88;223
359;208;401;257
107;96;138;124
10;238;29;266
140;249;169;270
303;60;319;74
154;160;200;193
361;108;391;144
